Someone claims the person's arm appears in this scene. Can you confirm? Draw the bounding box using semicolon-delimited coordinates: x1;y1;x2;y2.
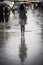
24;7;27;14
25;9;27;13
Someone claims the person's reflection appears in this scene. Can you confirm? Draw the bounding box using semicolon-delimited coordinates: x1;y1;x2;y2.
19;34;27;63
41;24;43;39
0;32;9;48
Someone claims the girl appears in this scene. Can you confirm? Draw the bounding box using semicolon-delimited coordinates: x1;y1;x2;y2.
18;4;27;36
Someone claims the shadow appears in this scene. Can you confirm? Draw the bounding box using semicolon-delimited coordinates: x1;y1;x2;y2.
19;34;27;63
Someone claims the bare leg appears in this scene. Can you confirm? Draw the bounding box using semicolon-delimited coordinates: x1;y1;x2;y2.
21;25;23;36
23;25;25;36
21;25;25;36
23;25;25;32
21;25;22;33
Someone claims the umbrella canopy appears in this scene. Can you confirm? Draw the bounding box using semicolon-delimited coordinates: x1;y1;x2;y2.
4;1;14;7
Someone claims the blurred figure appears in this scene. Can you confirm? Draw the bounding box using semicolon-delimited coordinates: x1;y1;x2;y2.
11;5;15;14
0;0;4;23
5;4;10;22
0;0;10;23
18;4;27;36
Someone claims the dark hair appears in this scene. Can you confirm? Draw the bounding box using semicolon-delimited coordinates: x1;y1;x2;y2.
0;0;4;2
20;4;24;10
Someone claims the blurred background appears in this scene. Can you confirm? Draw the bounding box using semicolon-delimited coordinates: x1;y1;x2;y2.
0;0;43;65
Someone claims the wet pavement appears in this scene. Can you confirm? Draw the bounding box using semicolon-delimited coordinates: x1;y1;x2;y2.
0;9;43;65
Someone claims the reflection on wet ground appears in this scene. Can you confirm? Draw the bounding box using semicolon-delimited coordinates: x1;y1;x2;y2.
19;34;27;63
0;9;43;65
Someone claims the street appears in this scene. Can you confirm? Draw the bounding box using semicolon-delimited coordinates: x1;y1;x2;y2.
0;9;43;65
